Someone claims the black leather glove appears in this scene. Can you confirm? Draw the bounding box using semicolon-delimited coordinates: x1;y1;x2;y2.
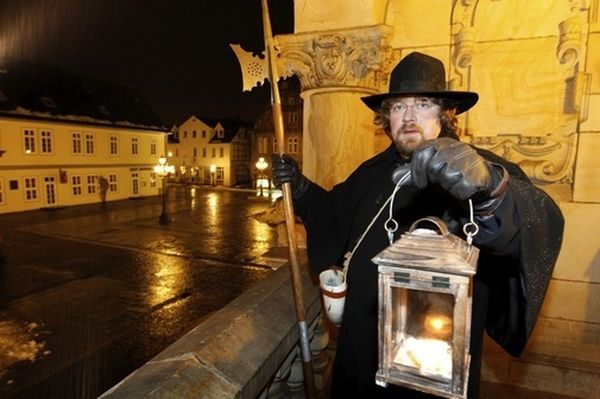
271;154;310;199
410;138;508;212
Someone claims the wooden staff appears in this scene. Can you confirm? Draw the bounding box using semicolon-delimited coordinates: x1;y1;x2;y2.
260;0;317;397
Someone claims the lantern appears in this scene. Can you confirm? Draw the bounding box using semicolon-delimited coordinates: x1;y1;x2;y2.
373;217;479;399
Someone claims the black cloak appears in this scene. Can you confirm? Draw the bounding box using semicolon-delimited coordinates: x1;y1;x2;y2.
293;143;564;398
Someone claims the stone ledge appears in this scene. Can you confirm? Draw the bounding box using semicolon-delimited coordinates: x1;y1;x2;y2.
100;252;321;399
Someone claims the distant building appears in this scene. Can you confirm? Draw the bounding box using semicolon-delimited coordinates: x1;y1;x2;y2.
0;62;168;214
168;116;252;187
251;76;303;181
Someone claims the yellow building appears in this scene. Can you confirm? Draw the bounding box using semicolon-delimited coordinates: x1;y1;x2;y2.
0;63;168;214
168;116;252;187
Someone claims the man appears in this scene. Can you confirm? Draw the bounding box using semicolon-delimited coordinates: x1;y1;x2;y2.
272;52;564;398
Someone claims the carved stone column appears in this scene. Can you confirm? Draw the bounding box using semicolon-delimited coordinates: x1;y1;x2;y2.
276;25;394;188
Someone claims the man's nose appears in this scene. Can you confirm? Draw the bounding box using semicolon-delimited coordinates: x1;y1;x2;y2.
402;105;416;122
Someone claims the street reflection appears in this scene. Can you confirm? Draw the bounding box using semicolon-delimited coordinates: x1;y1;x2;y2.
147;253;186;309
250;214;272;256
206;192;219;227
0;319;48;376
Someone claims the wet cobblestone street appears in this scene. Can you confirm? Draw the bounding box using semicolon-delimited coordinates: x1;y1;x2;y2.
0;186;278;399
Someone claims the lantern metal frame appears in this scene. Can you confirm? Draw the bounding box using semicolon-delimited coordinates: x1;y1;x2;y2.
373;217;479;399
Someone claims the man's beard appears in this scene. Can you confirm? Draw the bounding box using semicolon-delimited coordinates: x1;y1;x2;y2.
393;123;424;158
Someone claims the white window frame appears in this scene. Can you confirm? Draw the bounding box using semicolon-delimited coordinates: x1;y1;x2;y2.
108;173;118;192
23;176;39;201
109;136;119;156
85;133;95;155
86;175;97;195
131;137;139;155
72;132;83;155
71;175;83;197
23;128;37;154
40;129;53;154
150;139;157;155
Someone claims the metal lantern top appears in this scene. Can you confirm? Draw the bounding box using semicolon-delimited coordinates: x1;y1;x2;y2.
372;217;478;277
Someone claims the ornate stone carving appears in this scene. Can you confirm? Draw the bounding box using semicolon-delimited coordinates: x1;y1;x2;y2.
468;133;575;184
276;25;394;92
556;15;584;68
454;26;476;69
450;0;480;88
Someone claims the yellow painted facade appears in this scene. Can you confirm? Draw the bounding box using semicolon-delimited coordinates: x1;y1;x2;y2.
0;116;167;214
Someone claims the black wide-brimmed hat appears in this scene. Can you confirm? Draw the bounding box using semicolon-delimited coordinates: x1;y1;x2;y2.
361;52;478;114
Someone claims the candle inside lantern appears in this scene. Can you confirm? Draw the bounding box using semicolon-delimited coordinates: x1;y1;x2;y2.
424;314;452;340
393;333;453;380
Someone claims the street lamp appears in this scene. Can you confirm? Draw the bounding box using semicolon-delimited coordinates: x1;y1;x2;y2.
209;164;216;186
154;155;175;224
255;157;268;197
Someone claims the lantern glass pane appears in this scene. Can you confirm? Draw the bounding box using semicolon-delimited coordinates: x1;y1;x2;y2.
391;287;454;381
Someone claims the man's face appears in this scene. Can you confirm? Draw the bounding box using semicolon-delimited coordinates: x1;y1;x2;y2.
388;96;442;157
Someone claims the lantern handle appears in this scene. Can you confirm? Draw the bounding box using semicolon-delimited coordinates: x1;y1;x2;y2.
408;216;450;236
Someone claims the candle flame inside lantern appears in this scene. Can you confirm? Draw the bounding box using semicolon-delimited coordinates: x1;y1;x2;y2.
424;314;452;339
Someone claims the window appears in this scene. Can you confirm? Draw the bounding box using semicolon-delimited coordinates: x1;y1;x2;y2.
217;129;224;139
258;136;268;154
273;138;278;152
202;148;207;158
23;177;38;201
193;130;197;138
85;133;95;155
86;175;97;195
150;172;157;188
23;129;36;154
216;167;224;183
219;148;224;158
71;175;82;196
289;112;299;124
109;136;118;155
193;147;197;158
183;131;188;138
40;130;53;154
150;140;157;155
0;178;4;204
202;130;206;138
131;137;139;155
72;132;83;154
287;137;299;153
212;148;216;158
108;174;118;192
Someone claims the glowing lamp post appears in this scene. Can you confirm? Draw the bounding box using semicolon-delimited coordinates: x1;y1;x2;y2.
255;157;268;196
372;217;479;399
154;155;175;224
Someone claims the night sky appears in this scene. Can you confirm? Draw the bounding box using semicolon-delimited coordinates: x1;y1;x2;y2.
0;0;294;125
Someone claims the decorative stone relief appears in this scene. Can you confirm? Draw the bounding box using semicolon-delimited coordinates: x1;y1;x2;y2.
275;25;394;92
557;15;584;69
469;134;574;184
450;0;480;88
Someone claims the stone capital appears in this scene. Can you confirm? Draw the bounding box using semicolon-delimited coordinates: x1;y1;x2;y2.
275;25;394;93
